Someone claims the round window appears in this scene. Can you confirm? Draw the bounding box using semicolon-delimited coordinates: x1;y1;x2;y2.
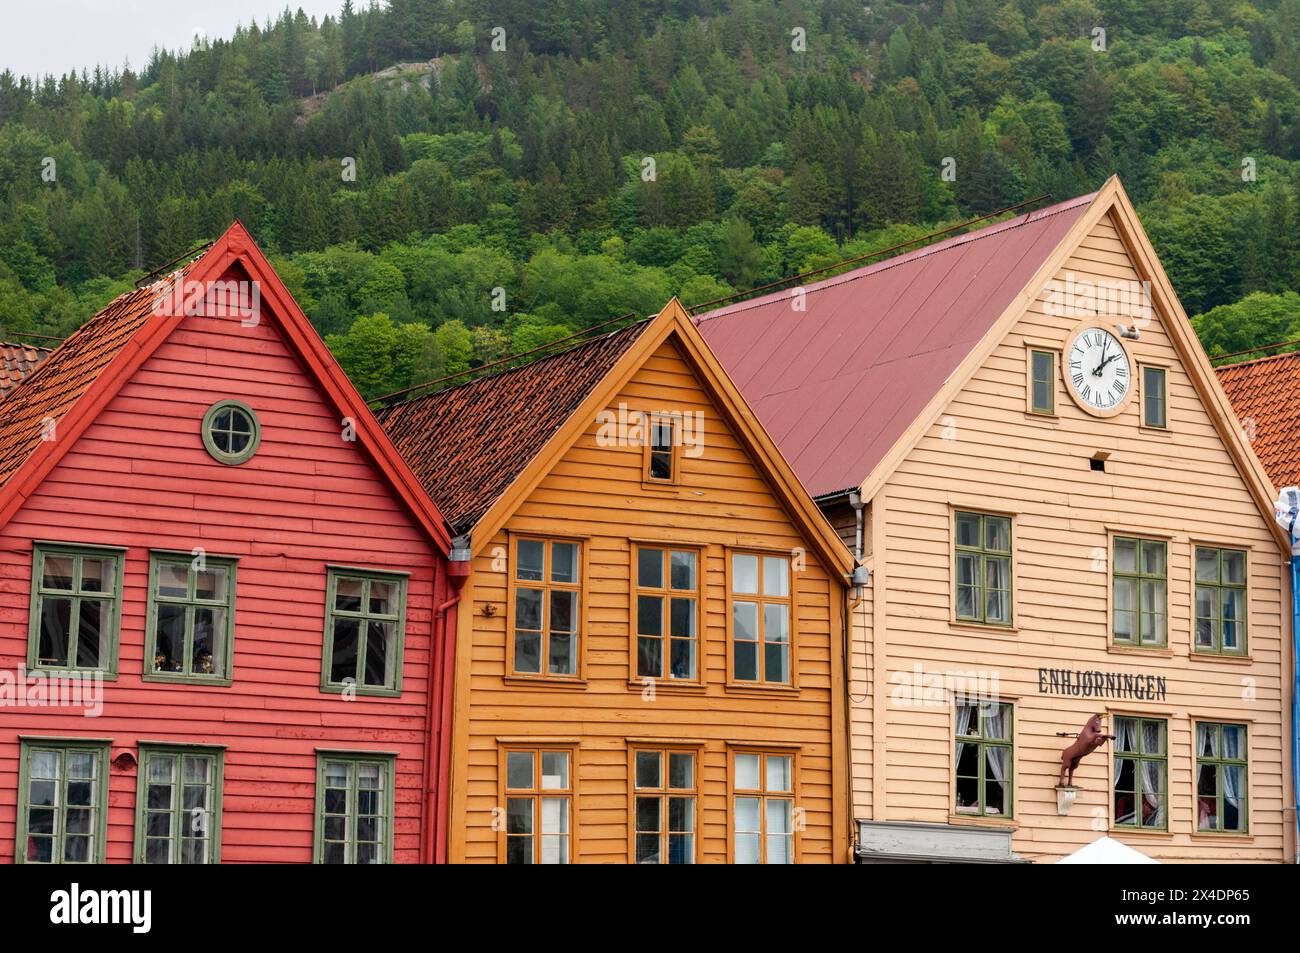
202;400;261;465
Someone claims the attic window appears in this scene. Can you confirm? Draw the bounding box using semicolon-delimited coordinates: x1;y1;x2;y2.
202;400;261;465
646;416;677;483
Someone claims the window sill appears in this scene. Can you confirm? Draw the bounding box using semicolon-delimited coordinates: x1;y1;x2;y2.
947;813;1016;829
503;675;587;690
1138;425;1172;437
141;672;232;687
28;665;118;682
1106;644;1173;658
1187;651;1253;664
725;680;799;695
1188;830;1252;840
1109;827;1172;838
320;683;403;698
1024;411;1058;422
625;678;707;694
949;620;1019;638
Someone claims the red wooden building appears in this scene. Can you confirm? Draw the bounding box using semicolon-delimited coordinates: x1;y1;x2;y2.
0;223;461;864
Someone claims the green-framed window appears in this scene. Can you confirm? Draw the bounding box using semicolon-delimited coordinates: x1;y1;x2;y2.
1194;546;1247;655
1029;349;1055;414
314;753;395;864
201;399;261;465
321;568;407;696
954;512;1012;625
1113;716;1167;829
27;543;124;676
1196;723;1248;833
1142;366;1167;428
954;701;1013;818
1112;537;1166;646
135;745;224;864
16;738;109;864
145;552;237;684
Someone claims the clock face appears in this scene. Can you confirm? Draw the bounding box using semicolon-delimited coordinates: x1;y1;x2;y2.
1065;326;1132;414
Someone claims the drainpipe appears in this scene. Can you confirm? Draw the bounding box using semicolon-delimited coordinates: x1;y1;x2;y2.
1274;489;1300;863
845;490;871;861
425;534;472;864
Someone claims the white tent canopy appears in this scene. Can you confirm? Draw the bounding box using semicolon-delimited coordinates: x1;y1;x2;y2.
1057;836;1160;864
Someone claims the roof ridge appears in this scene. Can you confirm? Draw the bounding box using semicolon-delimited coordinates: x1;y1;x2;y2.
696;191;1098;324
1215;349;1300;373
381;318;651;409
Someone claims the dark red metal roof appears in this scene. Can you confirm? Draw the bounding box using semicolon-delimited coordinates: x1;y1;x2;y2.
694;193;1096;498
1216;350;1300;491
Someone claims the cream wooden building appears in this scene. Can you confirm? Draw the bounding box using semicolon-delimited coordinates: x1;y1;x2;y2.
699;177;1295;863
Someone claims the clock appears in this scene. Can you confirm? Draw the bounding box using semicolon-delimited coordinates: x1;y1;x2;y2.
1063;324;1134;416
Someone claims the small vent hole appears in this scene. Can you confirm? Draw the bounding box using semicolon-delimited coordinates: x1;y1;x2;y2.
1090;457;1105;472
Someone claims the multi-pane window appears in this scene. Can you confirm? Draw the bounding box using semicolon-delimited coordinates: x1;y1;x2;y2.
1113;716;1167;829
503;749;572;864
733;751;794;864
1196;723;1248;833
635;547;699;681
1029;349;1055;414
136;746;223;864
315;754;393;864
145;553;236;682
28;544;122;675
647;416;675;482
954;512;1012;625
512;538;581;677
632;749;696;864
322;568;407;695
731;552;792;684
18;740;108;864
954;702;1013;817
201;400;261;465
1113;537;1166;647
1142;366;1167;428
1194;547;1247;655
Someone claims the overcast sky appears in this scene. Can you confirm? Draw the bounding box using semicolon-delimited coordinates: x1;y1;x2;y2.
0;0;347;79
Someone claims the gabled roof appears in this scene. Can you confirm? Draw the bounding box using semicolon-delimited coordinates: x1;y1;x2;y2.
0;223;453;553
694;192;1095;498
1215;350;1300;491
375;321;650;534
379;300;853;577
0;342;52;397
698;176;1289;552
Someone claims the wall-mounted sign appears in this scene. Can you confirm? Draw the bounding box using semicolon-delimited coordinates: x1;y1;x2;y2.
1038;668;1167;702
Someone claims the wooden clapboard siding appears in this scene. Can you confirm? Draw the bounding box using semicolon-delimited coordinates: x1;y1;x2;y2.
453;337;843;863
0;262;446;864
858;208;1288;862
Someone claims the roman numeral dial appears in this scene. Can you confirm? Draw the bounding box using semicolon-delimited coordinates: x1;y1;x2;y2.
1062;325;1134;417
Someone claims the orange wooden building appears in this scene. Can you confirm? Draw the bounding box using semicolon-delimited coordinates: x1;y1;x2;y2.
378;300;853;863
700;177;1296;863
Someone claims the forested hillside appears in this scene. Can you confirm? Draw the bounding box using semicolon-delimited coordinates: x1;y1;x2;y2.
2;0;1300;395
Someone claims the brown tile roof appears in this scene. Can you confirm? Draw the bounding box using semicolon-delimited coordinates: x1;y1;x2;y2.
0;341;53;397
1215;350;1300;491
0;268;198;489
376;321;649;533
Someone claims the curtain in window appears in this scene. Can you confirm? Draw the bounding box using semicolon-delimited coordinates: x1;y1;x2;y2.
1116;718;1137;751
956;703;976;736
1140;760;1164;827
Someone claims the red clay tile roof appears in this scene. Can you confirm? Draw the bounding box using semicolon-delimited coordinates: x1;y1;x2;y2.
1215;350;1300;491
376;321;649;533
695;193;1096;498
0;266;200;489
0;341;53;397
